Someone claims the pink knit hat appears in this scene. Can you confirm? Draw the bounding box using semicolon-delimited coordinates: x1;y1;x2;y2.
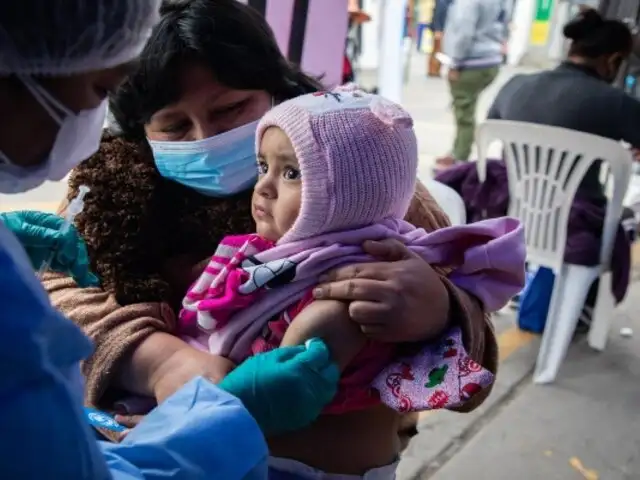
256;85;418;244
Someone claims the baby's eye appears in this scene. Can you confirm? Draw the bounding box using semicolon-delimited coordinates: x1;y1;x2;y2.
257;161;268;175
283;166;301;180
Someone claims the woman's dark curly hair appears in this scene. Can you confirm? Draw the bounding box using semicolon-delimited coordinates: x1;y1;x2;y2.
68;0;322;307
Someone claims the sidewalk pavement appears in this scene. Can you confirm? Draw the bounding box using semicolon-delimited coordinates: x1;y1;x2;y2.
398;255;640;480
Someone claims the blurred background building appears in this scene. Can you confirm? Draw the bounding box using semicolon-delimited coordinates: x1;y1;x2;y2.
354;0;639;73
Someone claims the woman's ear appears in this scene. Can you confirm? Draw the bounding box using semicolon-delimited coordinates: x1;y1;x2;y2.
607;53;625;80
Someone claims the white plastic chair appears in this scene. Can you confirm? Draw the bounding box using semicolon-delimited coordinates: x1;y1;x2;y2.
476;121;633;384
420;177;467;226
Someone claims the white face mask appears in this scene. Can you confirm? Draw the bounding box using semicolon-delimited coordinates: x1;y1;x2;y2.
0;75;108;194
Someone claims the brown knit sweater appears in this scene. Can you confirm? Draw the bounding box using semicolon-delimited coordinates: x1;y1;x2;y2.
44;180;497;414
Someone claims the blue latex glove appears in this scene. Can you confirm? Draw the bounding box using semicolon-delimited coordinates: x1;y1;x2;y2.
218;339;340;436
0;210;99;287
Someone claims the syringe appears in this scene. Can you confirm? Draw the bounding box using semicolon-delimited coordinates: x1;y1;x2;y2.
37;185;91;280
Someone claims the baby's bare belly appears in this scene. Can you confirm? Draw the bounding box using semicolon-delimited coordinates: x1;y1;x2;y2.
268;404;400;475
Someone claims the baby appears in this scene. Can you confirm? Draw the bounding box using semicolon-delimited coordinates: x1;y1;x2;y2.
179;87;525;478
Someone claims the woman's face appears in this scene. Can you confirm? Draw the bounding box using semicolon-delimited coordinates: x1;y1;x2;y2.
145;64;271;142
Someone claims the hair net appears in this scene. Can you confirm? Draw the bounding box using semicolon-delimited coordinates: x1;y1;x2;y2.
0;1;162;76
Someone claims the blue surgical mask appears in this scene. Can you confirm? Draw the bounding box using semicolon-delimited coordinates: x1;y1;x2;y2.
148;120;259;197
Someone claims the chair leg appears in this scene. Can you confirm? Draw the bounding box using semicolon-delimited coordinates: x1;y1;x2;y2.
534;266;598;384
587;272;615;351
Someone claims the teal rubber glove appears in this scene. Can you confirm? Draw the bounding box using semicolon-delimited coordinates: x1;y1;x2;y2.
218;339;340;436
0;210;99;287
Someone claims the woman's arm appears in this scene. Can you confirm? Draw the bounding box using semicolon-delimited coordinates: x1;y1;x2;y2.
123;331;235;403
405;180;499;408
44;272;172;404
314;181;499;413
441;276;498;412
44;272;233;406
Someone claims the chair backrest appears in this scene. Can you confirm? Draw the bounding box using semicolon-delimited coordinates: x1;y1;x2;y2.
420;177;467;226
476;120;632;272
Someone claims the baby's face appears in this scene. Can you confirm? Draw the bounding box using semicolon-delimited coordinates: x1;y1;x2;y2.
253;127;302;242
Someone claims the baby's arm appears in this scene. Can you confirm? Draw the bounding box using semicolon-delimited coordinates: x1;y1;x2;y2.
281;300;366;371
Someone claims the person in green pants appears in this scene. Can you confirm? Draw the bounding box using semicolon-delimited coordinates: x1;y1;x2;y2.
448;65;500;161
435;0;510;170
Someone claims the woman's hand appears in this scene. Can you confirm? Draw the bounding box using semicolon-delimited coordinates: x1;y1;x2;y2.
151;348;236;404
0;210;99;287
313;239;450;343
218;339;339;436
